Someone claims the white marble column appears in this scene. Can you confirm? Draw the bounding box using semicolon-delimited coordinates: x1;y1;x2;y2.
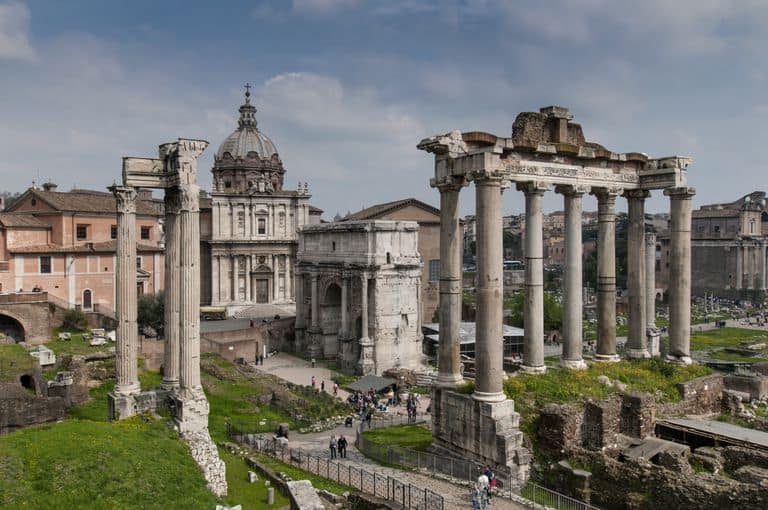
593;188;620;362
358;272;374;374
747;245;755;290
519;182;548;374
473;175;506;401
558;185;587;369
245;256;252;302
233;256;240;302
625;189;650;359
310;273;319;330
178;184;202;391
435;177;467;387
295;272;306;329
162;188;181;389
211;255;220;305
285;255;292;301
111;186;140;395
645;233;657;329
665;187;695;364
735;244;743;290
273;255;280;302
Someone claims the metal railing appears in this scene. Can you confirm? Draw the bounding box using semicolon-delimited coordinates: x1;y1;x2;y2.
522;481;600;510
361;413;430;431
356;422;600;510
227;422;444;510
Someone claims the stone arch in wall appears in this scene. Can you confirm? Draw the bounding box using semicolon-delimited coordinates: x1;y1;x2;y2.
0;313;25;344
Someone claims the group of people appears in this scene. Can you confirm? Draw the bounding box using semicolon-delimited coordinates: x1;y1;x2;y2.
309;375;340;396
328;434;348;459
472;466;497;509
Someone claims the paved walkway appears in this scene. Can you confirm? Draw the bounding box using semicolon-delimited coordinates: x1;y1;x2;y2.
255;352;523;509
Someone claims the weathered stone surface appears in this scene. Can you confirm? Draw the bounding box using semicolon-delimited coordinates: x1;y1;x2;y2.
722;446;768;471
582;396;621;450
286;480;325;510
620;392;655;439
733;465;768;486
537;403;582;455
0;396;66;434
724;373;768;400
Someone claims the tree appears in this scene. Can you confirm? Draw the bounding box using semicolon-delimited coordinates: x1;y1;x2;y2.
137;291;164;335
507;291;563;332
61;308;88;331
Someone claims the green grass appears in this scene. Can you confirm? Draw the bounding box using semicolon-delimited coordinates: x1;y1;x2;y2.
706;350;768;363
67;381;114;422
362;424;433;451
0;418;220;509
690;327;768;351
0;344;36;382
250;451;352;495
219;450;289;509
46;333;114;356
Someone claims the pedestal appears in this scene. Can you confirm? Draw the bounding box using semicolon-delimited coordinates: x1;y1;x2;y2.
431;388;531;489
358;338;375;375
647;329;661;357
108;392;136;421
594;354;620;362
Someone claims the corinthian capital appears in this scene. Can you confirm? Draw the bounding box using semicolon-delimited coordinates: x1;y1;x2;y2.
110;186;138;214
178;184;201;212
164;188;181;215
417;130;467;158
431;174;469;192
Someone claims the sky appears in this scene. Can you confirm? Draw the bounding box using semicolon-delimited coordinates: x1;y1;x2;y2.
1;0;768;217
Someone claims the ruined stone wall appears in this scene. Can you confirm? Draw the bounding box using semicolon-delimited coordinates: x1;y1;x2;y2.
724;373;768;400
582;396;621;450
0;396;66;434
663;373;724;415
371;269;422;374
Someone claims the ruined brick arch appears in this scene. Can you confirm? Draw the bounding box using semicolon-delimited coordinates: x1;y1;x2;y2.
0;310;27;343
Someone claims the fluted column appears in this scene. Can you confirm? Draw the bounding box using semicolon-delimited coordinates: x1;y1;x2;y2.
273;254;280;302
233;256;240;302
211;255;220;305
519;182;548;374
473;175;506;401
593;188;620;362
558;185;587;369
111;186;140;395
434;177;467;387
285;255;292;301
625;189;650;359
358;272;374;374
340;275;348;338
645;233;657;330
747;245;755;290
162;188;181;389
178;184;202;391
665;187;695;364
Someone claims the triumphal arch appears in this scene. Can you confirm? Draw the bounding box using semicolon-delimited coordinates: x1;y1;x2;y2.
419;106;694;485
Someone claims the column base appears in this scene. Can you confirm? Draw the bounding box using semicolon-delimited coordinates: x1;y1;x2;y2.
161;379;180;391
435;372;464;388
560;359;588;370
521;364;548;374
115;382;141;396
472;390;507;402
174;388;211;435
357;338;375;376
626;349;651;359
666;354;693;365
108;392;137;421
594;354;621;362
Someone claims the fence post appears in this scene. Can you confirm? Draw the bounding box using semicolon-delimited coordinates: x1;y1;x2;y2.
374;472;377;496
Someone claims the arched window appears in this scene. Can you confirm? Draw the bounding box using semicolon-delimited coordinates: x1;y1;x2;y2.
82;289;92;310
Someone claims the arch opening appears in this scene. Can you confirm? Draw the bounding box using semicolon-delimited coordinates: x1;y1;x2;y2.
0;314;25;343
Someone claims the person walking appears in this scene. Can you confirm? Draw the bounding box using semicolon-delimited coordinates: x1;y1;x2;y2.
333;382;339;396
337;434;347;458
321;380;325;392
329;435;337;459
311;375;316;389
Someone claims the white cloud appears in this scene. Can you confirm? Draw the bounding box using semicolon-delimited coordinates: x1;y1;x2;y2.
0;1;36;61
292;0;359;13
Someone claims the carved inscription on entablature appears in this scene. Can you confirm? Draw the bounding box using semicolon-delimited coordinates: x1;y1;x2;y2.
507;162;640;186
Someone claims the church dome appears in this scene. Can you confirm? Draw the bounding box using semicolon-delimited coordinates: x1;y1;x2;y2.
215;88;278;161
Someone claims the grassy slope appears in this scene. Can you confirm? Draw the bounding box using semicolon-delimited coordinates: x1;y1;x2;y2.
0;419;220;510
0;344;37;382
691;327;768;362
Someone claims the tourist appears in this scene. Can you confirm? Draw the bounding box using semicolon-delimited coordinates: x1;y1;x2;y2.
259;354;264;365
311;358;316;368
333;382;339;396
321;380;325;392
337;434;347;458
483;466;496;499
329;435;337;459
477;469;489;499
311;375;316;388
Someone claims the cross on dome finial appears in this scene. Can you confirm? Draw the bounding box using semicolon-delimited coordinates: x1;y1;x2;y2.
238;83;257;129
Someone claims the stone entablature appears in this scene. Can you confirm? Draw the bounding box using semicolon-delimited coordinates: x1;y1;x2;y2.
296;221;423;375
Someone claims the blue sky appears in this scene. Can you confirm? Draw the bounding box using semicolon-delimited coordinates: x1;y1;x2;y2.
1;0;768;216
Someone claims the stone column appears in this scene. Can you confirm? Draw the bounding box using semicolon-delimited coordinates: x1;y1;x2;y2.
310;273;319;329
273;254;280;302
519;182;548;374
358;272;374;374
473;174;506;401
762;243;767;290
111;186;140;395
735;244;742;290
625;189;650;359
211;255;219;305
178;184;202;391
557;185;587;369
593;188;620;361
434;177;467;387
285;255;292;301
162;188;181;389
295;272;306;329
340;275;348;338
665;187;695;364
233;256;240;302
747;245;755;290
245;256;252;302
645;233;657;328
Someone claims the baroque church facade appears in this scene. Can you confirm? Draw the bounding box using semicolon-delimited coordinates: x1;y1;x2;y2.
201;89;321;311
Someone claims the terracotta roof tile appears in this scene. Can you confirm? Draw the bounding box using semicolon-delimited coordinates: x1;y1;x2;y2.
343;198;439;221
0;213;50;228
9;241;162;254
15;189;163;216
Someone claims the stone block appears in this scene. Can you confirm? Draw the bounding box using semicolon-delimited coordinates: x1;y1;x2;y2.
733;465;768;486
287;480;325;510
620;392;655;439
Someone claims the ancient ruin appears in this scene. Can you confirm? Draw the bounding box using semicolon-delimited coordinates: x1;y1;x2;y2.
295;220;423;375
108;138;227;497
419;106;694;485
